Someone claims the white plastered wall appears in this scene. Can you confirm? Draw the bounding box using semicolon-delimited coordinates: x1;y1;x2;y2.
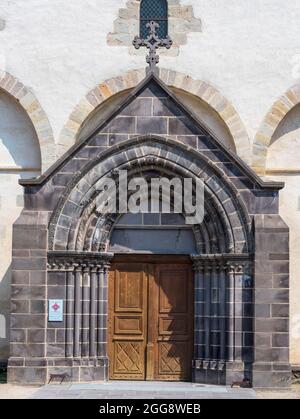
0;0;300;145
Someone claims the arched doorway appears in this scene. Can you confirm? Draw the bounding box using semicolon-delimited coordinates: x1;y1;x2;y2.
8;73;290;388
108;212;196;381
109;255;194;381
46;136;252;385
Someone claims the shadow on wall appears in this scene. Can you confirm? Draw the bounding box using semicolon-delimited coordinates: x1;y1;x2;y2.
271;104;300;145
0;92;41;168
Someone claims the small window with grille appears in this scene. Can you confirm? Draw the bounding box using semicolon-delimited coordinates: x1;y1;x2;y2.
140;0;168;39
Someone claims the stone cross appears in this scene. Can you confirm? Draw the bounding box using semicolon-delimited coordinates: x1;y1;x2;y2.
133;21;173;72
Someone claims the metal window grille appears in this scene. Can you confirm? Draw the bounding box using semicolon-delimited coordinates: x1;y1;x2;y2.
140;0;168;39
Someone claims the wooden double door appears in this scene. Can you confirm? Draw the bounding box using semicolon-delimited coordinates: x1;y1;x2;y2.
108;257;193;381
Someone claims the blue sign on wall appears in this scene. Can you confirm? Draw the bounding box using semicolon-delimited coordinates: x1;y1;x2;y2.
48;300;64;322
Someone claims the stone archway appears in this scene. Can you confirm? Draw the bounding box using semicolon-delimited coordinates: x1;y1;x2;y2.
0;71;55;171
49;136;251;253
46;136;252;384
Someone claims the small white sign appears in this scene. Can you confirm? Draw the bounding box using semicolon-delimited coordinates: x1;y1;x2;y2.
48;300;63;322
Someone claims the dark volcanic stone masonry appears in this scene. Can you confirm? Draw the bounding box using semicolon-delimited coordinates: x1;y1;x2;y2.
7;73;290;388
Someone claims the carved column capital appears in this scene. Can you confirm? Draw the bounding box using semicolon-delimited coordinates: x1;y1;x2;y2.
90;264;98;274
224;260;253;274
47;251;114;272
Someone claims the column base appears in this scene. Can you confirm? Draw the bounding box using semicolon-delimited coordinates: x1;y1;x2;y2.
193;359;226;385
225;361;250;386
252;363;292;389
8;357;109;385
193;361;252;387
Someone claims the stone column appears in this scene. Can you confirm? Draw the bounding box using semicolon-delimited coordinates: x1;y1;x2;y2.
73;264;82;358
97;263;110;380
192;257;227;385
219;262;226;363
225;262;253;385
81;265;90;357
66;267;74;358
192;255;252;386
192;260;205;382
45;252;113;383
203;262;212;366
89;265;98;358
194;262;204;360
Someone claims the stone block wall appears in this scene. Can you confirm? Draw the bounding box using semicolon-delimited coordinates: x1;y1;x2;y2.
252;215;290;388
8;211;48;384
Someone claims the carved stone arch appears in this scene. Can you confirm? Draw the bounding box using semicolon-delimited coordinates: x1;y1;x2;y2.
49;136;252;254
58;68;250;163
78;161;239;254
0;70;55;171
78;164;232;254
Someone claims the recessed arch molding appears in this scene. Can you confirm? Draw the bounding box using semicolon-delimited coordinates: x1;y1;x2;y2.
0;70;55;171
254;83;300;173
49;136;252;254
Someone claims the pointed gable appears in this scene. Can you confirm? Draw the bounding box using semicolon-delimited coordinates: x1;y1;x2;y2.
20;72;284;196
89;78;204;146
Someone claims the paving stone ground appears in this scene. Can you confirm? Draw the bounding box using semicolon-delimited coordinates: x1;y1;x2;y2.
256;383;300;399
0;384;40;399
30;382;256;399
0;382;299;399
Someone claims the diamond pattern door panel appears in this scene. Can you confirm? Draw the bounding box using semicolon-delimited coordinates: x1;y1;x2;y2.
114;342;144;375
109;260;193;381
153;265;193;381
158;342;188;375
108;264;148;380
